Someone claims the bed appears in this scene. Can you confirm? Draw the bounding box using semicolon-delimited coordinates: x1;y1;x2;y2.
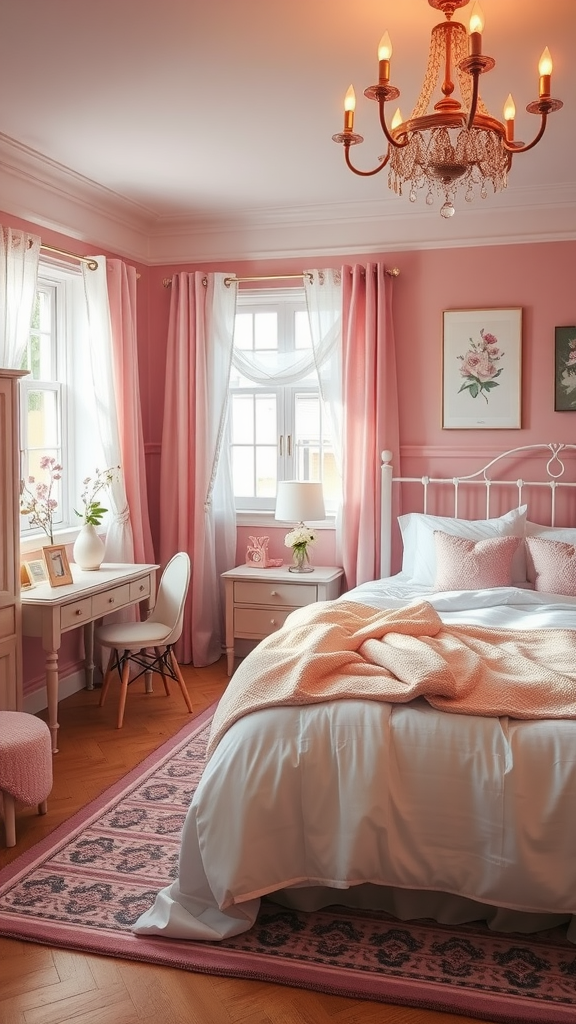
133;443;576;944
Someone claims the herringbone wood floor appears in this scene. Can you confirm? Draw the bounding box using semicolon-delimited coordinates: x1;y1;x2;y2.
0;660;496;1024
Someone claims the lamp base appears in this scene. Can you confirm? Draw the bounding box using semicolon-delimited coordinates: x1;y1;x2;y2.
288;564;314;573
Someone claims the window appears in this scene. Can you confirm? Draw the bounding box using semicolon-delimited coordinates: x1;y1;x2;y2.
19;262;106;546
230;289;338;514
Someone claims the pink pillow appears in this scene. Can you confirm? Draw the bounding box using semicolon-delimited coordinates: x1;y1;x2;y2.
433;531;520;591
525;536;576;596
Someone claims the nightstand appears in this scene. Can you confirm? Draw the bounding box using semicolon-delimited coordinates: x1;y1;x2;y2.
221;564;344;675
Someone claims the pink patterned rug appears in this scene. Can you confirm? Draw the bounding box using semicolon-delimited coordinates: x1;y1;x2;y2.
1;704;575;1024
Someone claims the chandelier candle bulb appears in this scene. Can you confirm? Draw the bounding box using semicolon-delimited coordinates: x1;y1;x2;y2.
378;32;392;85
504;94;516;141
468;2;484;57
391;108;403;132
538;46;552;98
344;85;355;131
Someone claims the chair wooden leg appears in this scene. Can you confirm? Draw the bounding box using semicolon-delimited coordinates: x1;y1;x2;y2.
155;646;171;696
39;800;48;816
99;649;116;707
117;658;132;729
169;650;194;714
2;791;16;848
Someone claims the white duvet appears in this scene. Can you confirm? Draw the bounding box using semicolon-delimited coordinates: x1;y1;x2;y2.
133;582;576;943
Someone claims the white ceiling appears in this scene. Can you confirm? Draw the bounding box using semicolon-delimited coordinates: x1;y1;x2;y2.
1;0;574;262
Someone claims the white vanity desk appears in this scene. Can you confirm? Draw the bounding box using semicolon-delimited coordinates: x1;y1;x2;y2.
21;562;158;753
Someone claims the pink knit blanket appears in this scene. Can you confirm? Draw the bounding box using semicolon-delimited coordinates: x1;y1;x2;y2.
207;599;576;755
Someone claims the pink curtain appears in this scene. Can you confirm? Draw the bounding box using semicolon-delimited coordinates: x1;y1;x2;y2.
159;273;237;667
106;259;154;564
341;263;400;589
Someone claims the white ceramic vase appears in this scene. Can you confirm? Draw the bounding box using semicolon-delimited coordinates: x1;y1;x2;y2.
73;523;105;570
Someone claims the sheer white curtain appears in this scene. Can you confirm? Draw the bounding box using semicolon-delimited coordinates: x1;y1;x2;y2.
159;273;238;667
233;273;341;388
0;226;40;367
304;268;344;557
81;259;134;562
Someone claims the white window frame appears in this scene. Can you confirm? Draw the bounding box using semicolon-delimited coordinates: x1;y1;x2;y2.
19;261;104;553
230;289;335;524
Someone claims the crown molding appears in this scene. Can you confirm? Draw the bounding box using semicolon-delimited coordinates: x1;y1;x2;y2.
1;132;575;266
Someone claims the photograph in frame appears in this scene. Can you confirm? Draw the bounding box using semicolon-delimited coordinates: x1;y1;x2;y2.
554;326;576;411
442;308;522;429
43;545;73;587
26;558;49;586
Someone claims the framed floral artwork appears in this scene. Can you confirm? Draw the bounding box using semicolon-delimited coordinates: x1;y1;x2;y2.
554;326;576;411
442;308;522;429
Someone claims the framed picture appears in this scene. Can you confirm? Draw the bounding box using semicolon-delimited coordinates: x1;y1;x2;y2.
26;558;49;586
554;326;576;411
20;563;34;589
442;308;522;429
43;545;73;587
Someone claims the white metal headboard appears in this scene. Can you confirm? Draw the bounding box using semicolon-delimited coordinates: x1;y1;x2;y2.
380;443;576;578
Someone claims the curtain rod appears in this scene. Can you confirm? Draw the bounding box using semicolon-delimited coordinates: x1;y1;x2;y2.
163;267;400;288
39;244;99;270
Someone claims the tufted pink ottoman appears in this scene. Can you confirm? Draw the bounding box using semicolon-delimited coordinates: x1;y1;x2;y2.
0;711;53;848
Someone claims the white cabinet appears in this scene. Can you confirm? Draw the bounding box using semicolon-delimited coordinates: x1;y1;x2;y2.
222;564;344;675
0;370;26;710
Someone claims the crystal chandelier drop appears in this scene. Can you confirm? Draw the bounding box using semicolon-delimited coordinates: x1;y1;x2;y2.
332;0;563;218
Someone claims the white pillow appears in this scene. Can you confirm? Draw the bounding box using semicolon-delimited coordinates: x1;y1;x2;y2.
399;505;527;586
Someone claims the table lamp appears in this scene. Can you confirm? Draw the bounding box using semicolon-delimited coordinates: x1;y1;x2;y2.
275;480;325;572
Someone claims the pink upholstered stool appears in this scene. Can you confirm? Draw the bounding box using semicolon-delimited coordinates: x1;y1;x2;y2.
0;711;53;848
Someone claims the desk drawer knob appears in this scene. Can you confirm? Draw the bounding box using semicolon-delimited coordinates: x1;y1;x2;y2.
139;584;145;592
270;590;277;596
75;609;82;616
270;618;276;625
108;597;114;604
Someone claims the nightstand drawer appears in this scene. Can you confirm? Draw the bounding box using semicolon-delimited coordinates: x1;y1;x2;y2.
234;606;293;637
233;580;317;607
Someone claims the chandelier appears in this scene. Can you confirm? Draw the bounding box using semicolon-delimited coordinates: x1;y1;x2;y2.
332;0;562;218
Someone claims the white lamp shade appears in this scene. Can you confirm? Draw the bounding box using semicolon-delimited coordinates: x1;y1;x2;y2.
275;480;325;523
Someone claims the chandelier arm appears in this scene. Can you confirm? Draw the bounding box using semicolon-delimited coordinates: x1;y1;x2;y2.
503;113;548;155
344;144;390;177
378;99;410;150
465;72;480;130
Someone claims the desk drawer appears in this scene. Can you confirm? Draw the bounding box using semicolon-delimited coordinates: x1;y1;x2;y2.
61;599;92;629
130;577;151;602
234;580;317;607
93;584;131;617
234;606;293;638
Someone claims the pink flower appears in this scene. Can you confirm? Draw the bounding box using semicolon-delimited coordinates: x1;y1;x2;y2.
475;353;498;381
481;330;498;347
460;352;482;377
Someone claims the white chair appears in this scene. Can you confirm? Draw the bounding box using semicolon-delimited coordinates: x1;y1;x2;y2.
95;552;194;729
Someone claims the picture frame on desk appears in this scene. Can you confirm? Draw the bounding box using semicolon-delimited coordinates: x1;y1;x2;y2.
43;545;73;587
25;558;49;586
20;562;35;589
